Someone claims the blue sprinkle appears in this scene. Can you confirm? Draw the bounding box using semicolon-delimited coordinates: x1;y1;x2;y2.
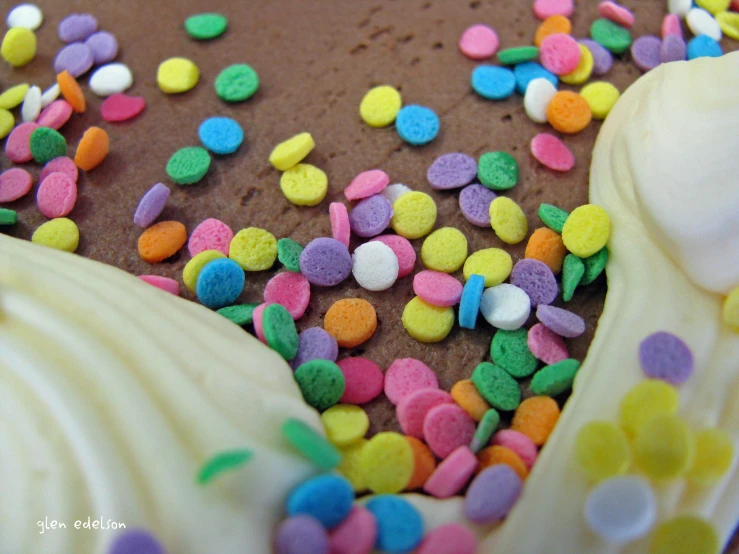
686;35;722;60
365;495;424;553
471;65;516;100
459;274;485;329
198;116;244;155
396;104;440;145
286;474;353;530
196;258;245;309
513;62;558;95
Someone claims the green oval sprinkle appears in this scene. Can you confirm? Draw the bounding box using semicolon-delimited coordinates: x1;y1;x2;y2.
590;19;632;54
580;247;609;285
491;328;539;378
471;408;501;453
294;359;345;412
30;127;67;165
215;64;260;103
471;362;521;411
166;146;211;185
282;417;342;470
530;358;581;397
185;13;228;40
277;237;304;272
262;303;299;361
497;46;539;65
478;151;519;191
0;208;17;225
197;449;253;484
562;253;585;302
217;303;259;326
538;203;569;234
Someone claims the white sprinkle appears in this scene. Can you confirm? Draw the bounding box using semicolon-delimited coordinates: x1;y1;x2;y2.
667;0;692;17
6;4;43;30
686;8;722;41
89;63;133;96
524;78;557;124
380;183;412;206
479;284;530;330
584;476;656;543
40;83;60;108
21;85;41;122
352;241;399;291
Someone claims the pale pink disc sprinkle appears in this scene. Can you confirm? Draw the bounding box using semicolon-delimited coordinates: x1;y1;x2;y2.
39;156;78;184
531;133;575;172
416;523;478;554
423;404;476;459
36;100;74;130
329;506;377;554
384;357;439;405
662;14;683;39
263;271;311;320
337;357;384;405
370;234;416;278
423;446;478;498
492;429;539;469
397;388;454;439
139;275;180;295
187;218;233;256
413;270;463;307
533;0;574;20
329;202;351;247
458;24;500;60
5;122;39;163
344;169;389;201
0;168;33;202
36;172;77;218
598;1;635;29
539;33;581;75
528;322;569;364
252;302;273;343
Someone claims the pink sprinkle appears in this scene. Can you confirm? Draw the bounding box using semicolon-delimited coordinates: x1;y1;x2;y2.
344;169;389;201
397;388;454;439
139;275;180;295
39;156;78;184
188;218;233;256
329;506;377;554
36;172;77;218
100;93;146;123
533;0;574;20
263;271;310;320
384;358;439;405
252;302;273;343
531;133;575;172
36;100;73;130
492;429;538;469
539;33;581;75
329;202;351;247
528;323;569;364
423;404;476;459
416;524;478;554
423;446;477;498
337;357;384;404
5;122;39;163
0;168;33;202
413;270;463;307
370;234;416;278
598;1;635;29
662;14;683;39
458;24;500;60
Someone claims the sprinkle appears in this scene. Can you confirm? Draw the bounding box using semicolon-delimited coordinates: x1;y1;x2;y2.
668;0;692;16
579;81;619;119
397;388;452;438
275;516;330;554
380;182;411;205
321;404;369;446
166;146;212;184
216;303;258;326
561;253;584;301
619;380;679;438
337;357;383;404
416;524;477;554
31;218;79;252
480;284;531;331
523;77;558;123
598;1;635;28
510;258;558;307
0;208;18;225
345;169;389;201
36;100;73;130
40;83;60;107
533;0;574;19
687;35;723;59
157;57;199;94
413;270;463;307
427;153;477;190
396;104;440;145
196;449;253;484
282;417;341;470
631;36;662;72
492;429;538;469
579;39;614;75
286;474;354;529
662;14;683;39
490;197;528;244
352;241;399;292
84;31;118;64
471;65;516;100
53;42;94;78
269;132;315;171
540;33;581;76
29;127;67;165
405;436;437;490
188;218;233;256
525;227;567;274
198;116;244;155
584;476;656;543
561;204;610;257
184;13;228;40
0;83;29;109
527;323;569;365
531;133;575;173
470;409;501;453
21;85;41;122
1;27;36;67
299;237;351;286
292;327;338;369
696;0;732;13
139;275;179;295
465;465;523;524
195;258;245;310
58;13;97;42
277;237;304;272
4;121;37;162
530;357;579;396
476;445;529;480
108;529;164;554
402;296;454;343
349;194;393;237
361;433;414;493
36;172;77;218
459;24;499;60
660;35;687;63
336;440;368;492
471;362;521;411
492;328;539;378
560;44;594;85
229;227;277;271
634;415;694;479
390;191;437;239
546;90;592;133
74;126;109;171
423;446;477;498
329;506;378;554
359;85;402;127
574;420;631;480
687;428;734;485
639;331;694;385
421;227;468;273
57;70;86;113
214;63;260;102
459;183;497;227
716;11;739;40
650;516;719;554
365;495;423;552
294;359;346;412
478;151;519;191
686;7;723;41
424;404;476;459
0;168;33;202
133;183;170;228
538;203;569;233
264;271;311;319
534;15;572;47
281;164;328;206
511;396;560;445
535;304;586;338
497;45;539;65
6;4;43;30
458;274;485;329
324;298;377;348
137;221;187;263
590;18;632;54
370;235;416;277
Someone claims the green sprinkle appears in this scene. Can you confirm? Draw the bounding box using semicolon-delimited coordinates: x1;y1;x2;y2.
562;253;585;302
491;328;539;378
478;151;519;191
29;127;67;165
0;208;17;225
294;359;345;412
215;64;260;103
497;46;539;65
277;238;304;272
580;247;609;285
538;203;569;233
530;358;581;397
471;408;500;453
197;449;253;484
217;303;259;326
590;19;632;54
471;362;521;411
185;13;228;40
166;146;212;185
262;303;299;361
282;417;342;470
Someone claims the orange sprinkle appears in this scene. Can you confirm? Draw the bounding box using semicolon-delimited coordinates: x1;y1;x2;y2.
57;70;86;113
511;396;561;446
137;221;187;263
323;298;377;348
546;91;592;134
75;127;109;171
405;436;437;490
477;445;529;480
525;227;568;274
534;15;572;46
451;379;490;422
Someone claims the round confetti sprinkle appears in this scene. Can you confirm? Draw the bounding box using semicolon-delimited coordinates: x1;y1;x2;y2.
294;359;346;412
650;516;719;554
459;24;499;60
631;35;662;71
32;217;79;252
427;153;477;190
359;85;402;127
215;63;260;102
299;237;352;286
166;146;212;185
471;65;516;100
638;331;694;385
584;475;656;543
396;104;439;145
108;529;164;554
157;57;200;94
185;13;228;40
478;151;518;191
29;127;67;165
198;116;244;155
459;184;497;227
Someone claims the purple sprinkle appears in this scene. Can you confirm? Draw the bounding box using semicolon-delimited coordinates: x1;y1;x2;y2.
631;35;662;72
638;331;694;385
579;39;613;76
427;153;478;190
299;237;352;287
348;194;393;238
291;327;339;369
660;34;687;63
464;465;522;524
510;258;558;307
459;183;497;227
108;529;164;554
53;42;94;78
274;515;330;554
58;13;98;43
85;31;119;65
536;304;586;338
133;183;170;228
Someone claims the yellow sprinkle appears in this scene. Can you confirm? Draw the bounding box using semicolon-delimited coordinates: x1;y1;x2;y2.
420;227;468;273
401;296;454;343
650;515;720;554
337;439;368;492
723;285;739;332
560;44;593;85
359;85;402;127
229;227;277;271
0;108;14;139
463;248;513;287
390;191;437;239
574;421;631;481
183;250;226;292
489;196;528;244
360;432;414;494
0;83;29;109
634;414;694;480
686;428;734;486
269;132;315;171
716;11;739;40
619;380;679;438
157;57;200;94
695;0;731;14
31;218;79;252
280;163;328;206
321;404;369;447
561;204;610;258
1;28;36;67
580;81;620;120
